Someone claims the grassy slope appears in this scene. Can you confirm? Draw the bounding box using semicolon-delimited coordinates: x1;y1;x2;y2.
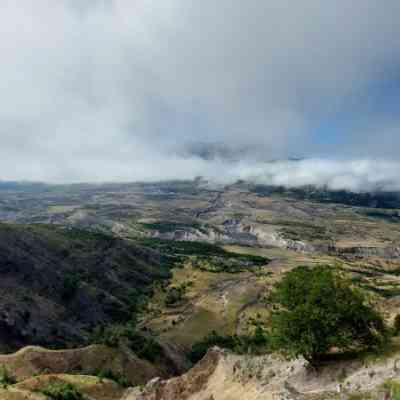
142;247;274;347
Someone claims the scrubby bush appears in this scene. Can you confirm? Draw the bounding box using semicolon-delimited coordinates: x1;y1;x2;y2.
165;286;185;306
91;324;162;363
0;365;15;388
189;331;237;363
393;314;400;335
91;324;126;348
125;327;163;362
382;380;400;400
189;327;270;363
39;382;85;400
271;265;388;366
96;370;130;387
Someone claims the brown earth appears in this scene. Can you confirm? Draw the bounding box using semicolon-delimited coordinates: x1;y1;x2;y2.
0;345;156;386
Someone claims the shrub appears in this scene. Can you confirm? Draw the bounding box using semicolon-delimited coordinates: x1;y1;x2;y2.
189;328;270;363
394;314;400;335
382;380;400;400
97;370;130;387
91;324;162;363
0;365;15;388
39;382;86;400
189;331;237;363
91;324;126;348
165;286;185;306
271;265;388;366
125;328;163;362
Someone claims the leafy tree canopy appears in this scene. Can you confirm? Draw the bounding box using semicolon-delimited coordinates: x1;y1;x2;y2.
271;265;387;365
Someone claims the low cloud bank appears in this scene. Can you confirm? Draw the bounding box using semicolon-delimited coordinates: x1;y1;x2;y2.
218;159;400;192
4;156;398;194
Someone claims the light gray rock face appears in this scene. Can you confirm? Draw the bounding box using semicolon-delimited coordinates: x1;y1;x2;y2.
334;246;400;259
123;347;400;400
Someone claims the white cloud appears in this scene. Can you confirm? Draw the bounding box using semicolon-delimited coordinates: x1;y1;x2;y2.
0;1;400;186
225;159;400;192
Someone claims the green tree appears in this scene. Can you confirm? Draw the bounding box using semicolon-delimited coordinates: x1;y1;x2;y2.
271;265;387;366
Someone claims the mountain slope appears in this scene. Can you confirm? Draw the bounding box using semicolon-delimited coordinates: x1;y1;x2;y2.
0;223;171;352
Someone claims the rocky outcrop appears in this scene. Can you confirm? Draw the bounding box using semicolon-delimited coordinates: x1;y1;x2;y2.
248;225;315;253
123;348;221;400
148;220;315;253
124;347;400;400
332;246;400;259
3;346;400;399
150;227;233;244
146;219;400;263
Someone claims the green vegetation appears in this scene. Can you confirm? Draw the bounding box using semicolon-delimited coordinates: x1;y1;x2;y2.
191;255;267;274
0;366;15;388
359;283;400;299
0;223;176;350
364;265;400;277
143;193;177;201
61;274;80;300
363;210;400;223
347;394;371;400
96;370;129;388
189;327;270;363
272;219;332;242
124;287;151;323
38;382;86;400
394;315;400;335
60;226;115;244
251;184;400;209
382;380;400;400
271;265;388;366
165;284;186;306
91;324;162;363
91;239;269;362
140;221;208;234
138;237;228;256
279;225;330;242
139;238;269;270
139;238;264;259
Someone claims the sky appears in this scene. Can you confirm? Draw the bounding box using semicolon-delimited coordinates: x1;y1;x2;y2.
1;0;400;190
